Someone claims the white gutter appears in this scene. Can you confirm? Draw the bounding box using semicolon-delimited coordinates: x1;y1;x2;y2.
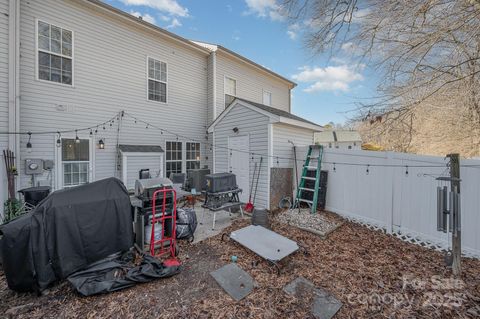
8;0;20;176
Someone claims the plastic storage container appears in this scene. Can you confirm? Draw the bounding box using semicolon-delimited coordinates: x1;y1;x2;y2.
205;173;237;193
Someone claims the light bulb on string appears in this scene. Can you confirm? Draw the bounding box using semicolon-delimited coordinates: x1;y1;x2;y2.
56;132;61;148
75;130;80;144
26;132;32;153
89;129;93;136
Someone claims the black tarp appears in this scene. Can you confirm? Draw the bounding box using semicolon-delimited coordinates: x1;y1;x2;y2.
67;250;180;296
0;177;133;292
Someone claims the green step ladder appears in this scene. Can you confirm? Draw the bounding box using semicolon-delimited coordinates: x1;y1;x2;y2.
294;145;324;214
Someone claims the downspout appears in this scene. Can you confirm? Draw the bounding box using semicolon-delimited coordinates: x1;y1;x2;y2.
8;0;20;190
212;51;217;173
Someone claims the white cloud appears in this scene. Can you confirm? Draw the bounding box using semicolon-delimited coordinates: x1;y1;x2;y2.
166;17;182;28
292;65;364;93
244;0;284;21
159;15;171;22
129;11;156;24
287;23;300;40
232;35;241;41
121;0;188;17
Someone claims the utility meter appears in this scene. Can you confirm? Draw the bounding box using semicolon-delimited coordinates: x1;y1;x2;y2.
25;159;44;175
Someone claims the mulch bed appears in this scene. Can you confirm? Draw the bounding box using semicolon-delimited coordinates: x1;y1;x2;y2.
1;212;479;318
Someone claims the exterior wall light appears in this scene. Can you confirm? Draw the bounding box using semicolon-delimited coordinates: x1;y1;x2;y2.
232;127;239;133
98;139;105;149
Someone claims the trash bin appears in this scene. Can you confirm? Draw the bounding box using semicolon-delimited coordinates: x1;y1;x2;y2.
18;186;51;206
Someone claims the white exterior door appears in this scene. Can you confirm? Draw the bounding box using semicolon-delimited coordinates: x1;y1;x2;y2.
228;135;249;203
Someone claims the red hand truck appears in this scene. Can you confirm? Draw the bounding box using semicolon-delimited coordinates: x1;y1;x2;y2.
149;188;181;266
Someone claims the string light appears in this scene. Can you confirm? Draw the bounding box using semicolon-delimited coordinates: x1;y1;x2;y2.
366;164;370;175
26;132;32;153
405;165;409;176
333;163;336;172
56;132;61;148
89;129;93;136
75;130;80;144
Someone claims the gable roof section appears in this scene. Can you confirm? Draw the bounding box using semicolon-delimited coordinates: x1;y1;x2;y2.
208;98;323;133
191;41;297;88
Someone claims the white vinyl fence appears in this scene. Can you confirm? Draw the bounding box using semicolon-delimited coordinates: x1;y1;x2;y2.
295;148;480;258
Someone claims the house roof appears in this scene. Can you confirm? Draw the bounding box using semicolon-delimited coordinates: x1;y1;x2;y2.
191;41;297;88
208;98;323;133
119;145;164;153
314;130;362;143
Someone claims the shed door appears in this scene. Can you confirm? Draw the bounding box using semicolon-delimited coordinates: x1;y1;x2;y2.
228;135;249;203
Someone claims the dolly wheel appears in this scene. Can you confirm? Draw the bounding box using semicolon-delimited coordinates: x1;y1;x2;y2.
173;243;180;257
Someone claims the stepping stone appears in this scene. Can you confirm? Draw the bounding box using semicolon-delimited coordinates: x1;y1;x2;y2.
284;277;342;319
210;263;254;301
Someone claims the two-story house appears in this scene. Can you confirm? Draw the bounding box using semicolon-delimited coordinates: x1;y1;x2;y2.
0;0;322;212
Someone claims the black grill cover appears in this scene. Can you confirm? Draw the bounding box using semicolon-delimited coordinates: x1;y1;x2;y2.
0;177;133;292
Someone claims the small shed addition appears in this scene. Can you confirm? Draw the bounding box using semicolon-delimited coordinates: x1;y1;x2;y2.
208;98;323;210
119;145;164;190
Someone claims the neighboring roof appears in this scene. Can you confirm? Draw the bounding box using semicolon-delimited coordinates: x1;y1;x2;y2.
208;98;323;132
119;145;164;153
314;130;362;143
191;41;297;88
84;0;210;55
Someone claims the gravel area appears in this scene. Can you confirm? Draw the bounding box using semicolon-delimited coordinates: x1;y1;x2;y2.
274;209;343;237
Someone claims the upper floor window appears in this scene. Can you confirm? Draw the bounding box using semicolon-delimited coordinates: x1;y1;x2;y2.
263;90;272;106
37;20;73;85
148;57;167;103
224;76;236;108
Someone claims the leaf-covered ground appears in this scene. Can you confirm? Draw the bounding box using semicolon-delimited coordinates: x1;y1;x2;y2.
1;212;479;318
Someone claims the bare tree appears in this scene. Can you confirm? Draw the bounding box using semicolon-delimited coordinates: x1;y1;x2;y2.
282;0;480;154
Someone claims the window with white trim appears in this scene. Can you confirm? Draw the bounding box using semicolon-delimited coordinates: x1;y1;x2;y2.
224;76;236;108
186;142;201;171
62;139;89;187
166;141;182;177
37;20;73;85
263;90;272;106
148;57;167;102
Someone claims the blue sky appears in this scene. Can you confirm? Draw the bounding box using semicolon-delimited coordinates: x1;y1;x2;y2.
106;0;378;125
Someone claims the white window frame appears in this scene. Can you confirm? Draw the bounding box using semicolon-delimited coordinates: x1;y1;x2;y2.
224;75;237;109
185;142;201;171
54;135;94;189
35;18;74;87
165;140;183;177
146;56;168;104
263;90;272;106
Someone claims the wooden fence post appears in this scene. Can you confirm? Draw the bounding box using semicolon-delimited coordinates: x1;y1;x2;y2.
448;153;461;276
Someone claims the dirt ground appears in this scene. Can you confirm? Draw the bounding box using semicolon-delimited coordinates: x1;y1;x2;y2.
1;211;479;318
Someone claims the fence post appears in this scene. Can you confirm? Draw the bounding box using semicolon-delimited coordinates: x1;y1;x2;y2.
386;151;394;234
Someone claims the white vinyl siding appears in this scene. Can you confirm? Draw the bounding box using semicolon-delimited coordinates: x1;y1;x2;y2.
18;0;208;190
224;76;236;109
263;90;271;106
213;103;270;209
147;57;167;103
272;123;314;168
36;20;73;85
215;52;290;117
124;154;163;189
